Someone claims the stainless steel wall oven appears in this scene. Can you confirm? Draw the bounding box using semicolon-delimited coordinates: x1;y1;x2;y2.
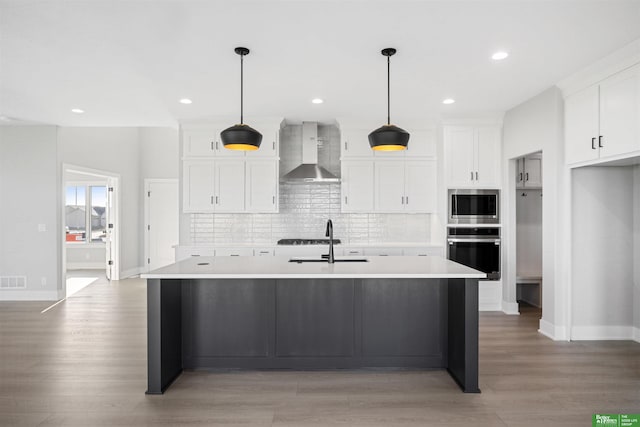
447;227;501;280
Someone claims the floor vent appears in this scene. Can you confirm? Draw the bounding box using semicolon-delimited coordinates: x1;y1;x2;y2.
0;276;27;289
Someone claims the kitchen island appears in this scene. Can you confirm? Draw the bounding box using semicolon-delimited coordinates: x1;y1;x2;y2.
141;255;485;394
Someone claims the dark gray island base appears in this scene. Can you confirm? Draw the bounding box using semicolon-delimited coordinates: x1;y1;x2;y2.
146;276;480;394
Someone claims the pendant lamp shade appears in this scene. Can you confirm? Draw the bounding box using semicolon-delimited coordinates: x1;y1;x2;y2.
221;47;262;151
368;48;409;151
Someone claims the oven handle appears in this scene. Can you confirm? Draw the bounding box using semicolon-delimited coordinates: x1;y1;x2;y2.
447;238;501;244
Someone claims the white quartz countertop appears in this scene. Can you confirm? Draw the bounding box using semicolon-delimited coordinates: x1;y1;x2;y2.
141;255;486;280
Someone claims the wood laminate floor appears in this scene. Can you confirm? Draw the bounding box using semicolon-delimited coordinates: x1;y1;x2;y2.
1;277;639;426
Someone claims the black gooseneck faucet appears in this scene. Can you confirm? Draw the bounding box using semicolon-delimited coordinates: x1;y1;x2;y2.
325;219;335;264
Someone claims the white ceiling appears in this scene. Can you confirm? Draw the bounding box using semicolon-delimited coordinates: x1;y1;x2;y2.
2;0;640;127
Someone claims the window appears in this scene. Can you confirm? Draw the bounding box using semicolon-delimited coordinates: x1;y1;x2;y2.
65;184;107;244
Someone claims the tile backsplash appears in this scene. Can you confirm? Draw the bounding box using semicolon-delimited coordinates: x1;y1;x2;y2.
189;123;432;246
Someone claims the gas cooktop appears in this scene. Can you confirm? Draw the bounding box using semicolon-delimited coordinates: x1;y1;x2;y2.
277;238;341;245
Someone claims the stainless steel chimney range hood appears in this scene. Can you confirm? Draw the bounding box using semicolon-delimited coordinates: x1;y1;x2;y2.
281;122;340;184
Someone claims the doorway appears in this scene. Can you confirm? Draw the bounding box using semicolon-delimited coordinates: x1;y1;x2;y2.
62;165;120;298
515;152;543;317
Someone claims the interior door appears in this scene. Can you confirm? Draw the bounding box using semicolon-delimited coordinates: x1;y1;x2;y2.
146;180;179;272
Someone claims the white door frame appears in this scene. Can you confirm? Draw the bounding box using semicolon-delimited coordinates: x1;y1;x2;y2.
61;164;121;296
144;178;179;272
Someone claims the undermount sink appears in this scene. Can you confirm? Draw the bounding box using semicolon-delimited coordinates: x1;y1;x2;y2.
289;257;369;263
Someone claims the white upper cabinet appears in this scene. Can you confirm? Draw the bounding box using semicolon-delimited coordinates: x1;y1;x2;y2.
565;64;640;165
341;160;374;213
374;161;405;212
374;160;437;213
183;160;215;212
245;160;278;212
183;128;244;158
444;125;501;188
516;156;542;189
341;129;374;158
214;160;246;212
340;127;435;159
245;127;279;158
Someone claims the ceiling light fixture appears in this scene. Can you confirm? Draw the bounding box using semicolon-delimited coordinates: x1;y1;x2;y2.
442;98;455;105
311;98;324;104
179;98;193;104
368;48;409;151
71;108;84;114
492;51;509;60
220;47;262;151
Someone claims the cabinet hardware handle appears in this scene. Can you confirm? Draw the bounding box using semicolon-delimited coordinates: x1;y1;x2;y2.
215;196;219;204
345;141;348;150
345;196;348;204
230;254;239;256
525;172;529;181
210;196;214;204
475;171;478;180
273;141;275;150
591;137;596;150
519;172;523;182
401;196;404;204
211;141;214;151
470;171;474;181
216;140;219;150
406;196;409;204
598;135;603;148
272;195;275;204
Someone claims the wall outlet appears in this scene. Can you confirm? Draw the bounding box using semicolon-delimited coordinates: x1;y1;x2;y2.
41;277;47;287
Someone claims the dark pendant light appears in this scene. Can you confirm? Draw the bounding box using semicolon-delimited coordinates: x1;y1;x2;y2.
368;48;409;151
221;47;263;151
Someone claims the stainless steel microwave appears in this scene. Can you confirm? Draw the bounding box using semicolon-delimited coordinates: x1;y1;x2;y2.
448;189;500;224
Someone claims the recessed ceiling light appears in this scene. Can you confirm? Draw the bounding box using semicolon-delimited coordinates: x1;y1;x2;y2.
491;51;509;61
179;98;193;104
311;98;324;104
71;108;84;114
442;98;455;105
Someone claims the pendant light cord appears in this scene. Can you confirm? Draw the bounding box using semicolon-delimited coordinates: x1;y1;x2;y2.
387;54;390;125
240;53;244;125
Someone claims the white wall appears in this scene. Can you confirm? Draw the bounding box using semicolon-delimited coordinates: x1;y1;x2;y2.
0;126;61;300
571;166;634;339
502;86;568;337
139;127;179;179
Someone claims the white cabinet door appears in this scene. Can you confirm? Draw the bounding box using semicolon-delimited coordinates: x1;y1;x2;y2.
341;161;374;212
214;160;245;212
183;130;218;157
254;248;275;256
215;248;254;256
341;129;374;158
183;160;215;212
245;160;278;212
374;161;405;212
405;129;436;158
475;126;501;188
245;128;279;158
363;247;403;256
445;127;475;187
405;160;437;213
599;65;640;159
565;85;600;164
523;157;542;188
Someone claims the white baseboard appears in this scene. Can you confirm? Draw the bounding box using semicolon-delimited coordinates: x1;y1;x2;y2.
538;319;568;341
0;290;60;301
120;267;144;279
502;300;520;315
633;327;640;343
570;325;634;341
